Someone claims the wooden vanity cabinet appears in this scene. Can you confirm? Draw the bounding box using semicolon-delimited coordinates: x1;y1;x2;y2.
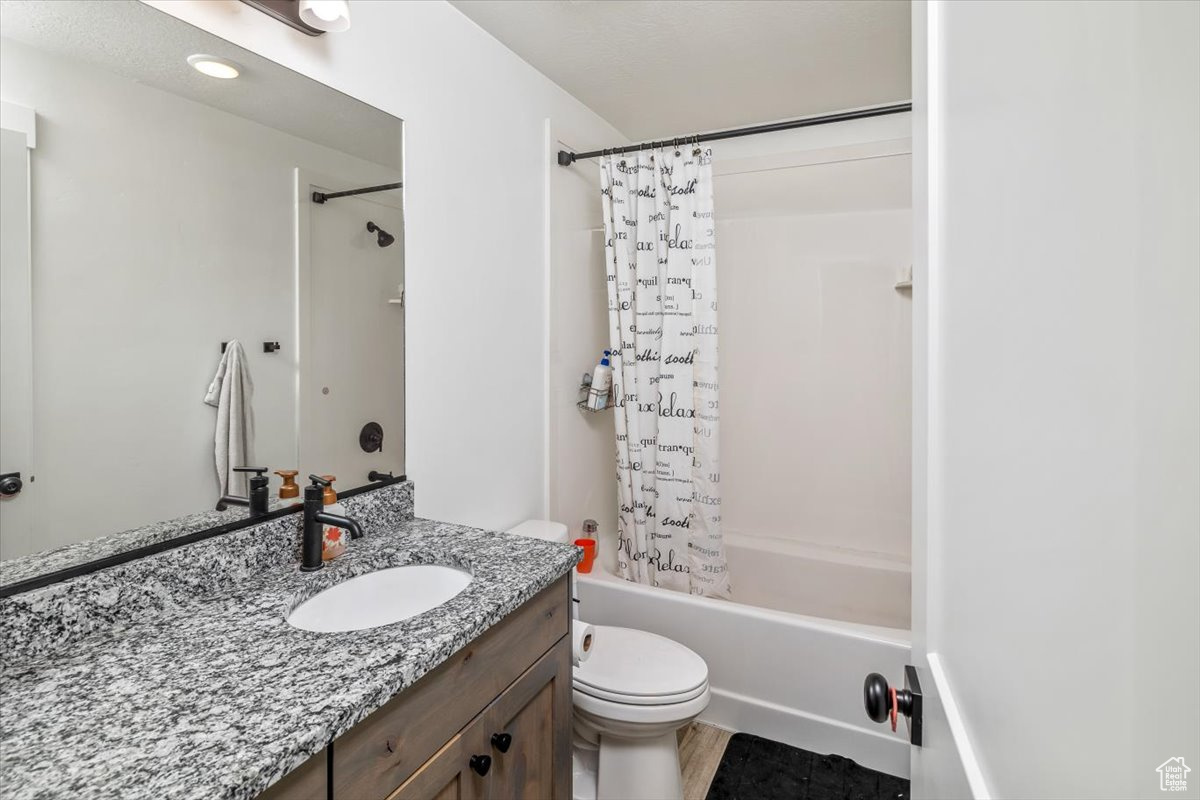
259;577;572;800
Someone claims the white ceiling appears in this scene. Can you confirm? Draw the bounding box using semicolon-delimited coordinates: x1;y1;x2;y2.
0;0;402;169
450;0;911;141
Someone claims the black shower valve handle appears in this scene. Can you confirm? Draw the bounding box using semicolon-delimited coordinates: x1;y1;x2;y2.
308;474;331;488
233;467;268;476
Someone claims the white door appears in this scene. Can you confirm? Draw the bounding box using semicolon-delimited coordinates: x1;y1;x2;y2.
298;174;405;490
0;117;35;560
907;2;1200;798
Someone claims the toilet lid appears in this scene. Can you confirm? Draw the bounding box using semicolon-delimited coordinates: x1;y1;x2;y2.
573;626;708;705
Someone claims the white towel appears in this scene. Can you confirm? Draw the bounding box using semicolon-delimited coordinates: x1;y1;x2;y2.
204;340;255;497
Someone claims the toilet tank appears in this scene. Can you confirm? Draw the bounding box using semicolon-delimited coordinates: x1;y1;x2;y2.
506;520;570;545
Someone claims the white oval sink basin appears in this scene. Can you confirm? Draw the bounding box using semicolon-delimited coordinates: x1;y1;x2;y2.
288;564;472;633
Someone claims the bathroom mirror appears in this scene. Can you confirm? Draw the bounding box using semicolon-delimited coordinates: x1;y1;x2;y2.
0;0;405;588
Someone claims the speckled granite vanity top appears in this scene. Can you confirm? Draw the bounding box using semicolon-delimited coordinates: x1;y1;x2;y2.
0;483;580;800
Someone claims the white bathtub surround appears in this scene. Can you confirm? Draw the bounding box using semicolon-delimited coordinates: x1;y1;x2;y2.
724;533;910;629
599;148;729;598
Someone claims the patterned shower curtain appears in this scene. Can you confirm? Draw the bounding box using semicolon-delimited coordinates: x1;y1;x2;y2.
599;147;730;599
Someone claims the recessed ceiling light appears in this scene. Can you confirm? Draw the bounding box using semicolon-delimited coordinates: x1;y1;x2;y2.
187;54;241;80
299;0;351;33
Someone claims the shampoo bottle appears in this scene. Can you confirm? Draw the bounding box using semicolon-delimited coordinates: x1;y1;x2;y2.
589;350;612;411
320;475;348;561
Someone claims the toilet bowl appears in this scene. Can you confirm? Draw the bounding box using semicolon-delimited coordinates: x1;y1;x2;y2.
507;520;711;800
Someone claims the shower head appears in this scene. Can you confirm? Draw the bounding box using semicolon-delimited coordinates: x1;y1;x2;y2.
366;221;395;248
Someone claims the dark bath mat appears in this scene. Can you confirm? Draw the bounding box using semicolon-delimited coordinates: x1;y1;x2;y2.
705;733;909;800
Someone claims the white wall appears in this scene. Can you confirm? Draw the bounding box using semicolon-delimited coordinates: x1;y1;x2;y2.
547;124;617;550
918;1;1200;797
0;37;397;553
147;0;626;530
549;115;913;572
713;123;912;565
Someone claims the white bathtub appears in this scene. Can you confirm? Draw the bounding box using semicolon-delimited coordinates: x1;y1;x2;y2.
575;534;913;777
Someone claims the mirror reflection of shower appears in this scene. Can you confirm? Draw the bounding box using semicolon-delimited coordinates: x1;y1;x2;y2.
366;221;395;247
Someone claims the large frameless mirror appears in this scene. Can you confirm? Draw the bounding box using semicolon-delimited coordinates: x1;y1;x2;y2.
0;0;405;590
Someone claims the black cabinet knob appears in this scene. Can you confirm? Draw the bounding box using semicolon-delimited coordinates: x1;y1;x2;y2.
491;732;512;753
469;754;492;776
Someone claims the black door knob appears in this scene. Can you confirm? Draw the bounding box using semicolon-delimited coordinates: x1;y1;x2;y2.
469;754;492;776
864;672;890;723
0;472;22;498
491;732;512;753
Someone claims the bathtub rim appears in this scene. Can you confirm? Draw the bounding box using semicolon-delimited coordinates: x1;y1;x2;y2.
577;563;911;647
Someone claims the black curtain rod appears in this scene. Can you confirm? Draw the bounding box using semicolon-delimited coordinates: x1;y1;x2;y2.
557;102;912;166
312;181;403;204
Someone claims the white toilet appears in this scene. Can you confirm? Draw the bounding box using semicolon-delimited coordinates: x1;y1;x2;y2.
507;520;711;800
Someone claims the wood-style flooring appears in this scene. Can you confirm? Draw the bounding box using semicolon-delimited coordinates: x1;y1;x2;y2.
678;722;734;800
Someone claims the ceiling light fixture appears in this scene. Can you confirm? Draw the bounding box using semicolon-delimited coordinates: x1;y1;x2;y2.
298;0;351;33
186;54;241;80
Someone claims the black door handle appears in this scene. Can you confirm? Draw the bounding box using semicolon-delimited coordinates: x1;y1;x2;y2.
491;732;512;753
864;672;890;723
469;754;492;776
863;667;924;746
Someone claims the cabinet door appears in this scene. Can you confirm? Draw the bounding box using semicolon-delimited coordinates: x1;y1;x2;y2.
485;637;572;800
387;719;492;800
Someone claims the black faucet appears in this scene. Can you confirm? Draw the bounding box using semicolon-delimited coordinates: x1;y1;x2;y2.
302;474;365;572
216;467;271;517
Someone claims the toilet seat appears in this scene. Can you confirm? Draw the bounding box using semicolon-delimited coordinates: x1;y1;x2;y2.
573;683;712;727
572;626;708;706
573;679;709;706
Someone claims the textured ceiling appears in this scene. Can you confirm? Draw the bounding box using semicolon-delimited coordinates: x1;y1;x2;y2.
451;0;910;140
0;0;402;169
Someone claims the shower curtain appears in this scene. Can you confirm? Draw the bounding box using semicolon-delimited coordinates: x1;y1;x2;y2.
599;147;730;599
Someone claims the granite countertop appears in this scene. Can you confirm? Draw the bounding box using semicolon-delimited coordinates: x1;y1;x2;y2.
0;486;580;800
0;501;262;588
